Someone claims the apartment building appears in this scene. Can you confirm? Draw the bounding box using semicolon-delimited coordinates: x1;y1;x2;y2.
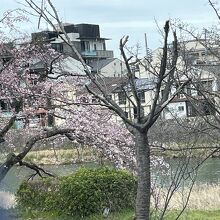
32;23;114;64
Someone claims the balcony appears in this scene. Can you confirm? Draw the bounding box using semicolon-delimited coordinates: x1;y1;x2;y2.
81;50;113;59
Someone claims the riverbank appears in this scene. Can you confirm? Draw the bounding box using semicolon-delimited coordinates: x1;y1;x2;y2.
2;160;220;219
20;208;220;219
1;144;220;167
18;148;99;165
14;183;220;219
22;143;220;165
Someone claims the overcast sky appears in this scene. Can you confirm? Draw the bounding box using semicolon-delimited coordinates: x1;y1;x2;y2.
0;0;219;57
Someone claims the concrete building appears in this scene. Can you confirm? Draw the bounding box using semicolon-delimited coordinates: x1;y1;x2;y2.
32;23;114;64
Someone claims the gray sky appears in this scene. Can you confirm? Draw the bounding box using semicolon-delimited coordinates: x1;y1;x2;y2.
0;0;219;57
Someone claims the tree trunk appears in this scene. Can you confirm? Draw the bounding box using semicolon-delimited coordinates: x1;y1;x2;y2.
135;130;151;220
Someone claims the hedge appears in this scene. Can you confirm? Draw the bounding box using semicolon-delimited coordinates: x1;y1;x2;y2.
16;167;137;217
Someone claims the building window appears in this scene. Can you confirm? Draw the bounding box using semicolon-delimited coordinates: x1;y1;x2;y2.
28;73;38;85
81;41;90;51
85;41;90;51
103;43;106;51
186;85;192;96
133;106;144;118
133;107;137;118
138;91;145;103
94;44;97;51
186;100;215;117
51;43;63;53
178;106;184;111
124;111;128;118
0;100;9;112
118;92;126;105
196;80;213;96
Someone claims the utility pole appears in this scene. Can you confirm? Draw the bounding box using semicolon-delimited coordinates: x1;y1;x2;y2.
144;33;148;58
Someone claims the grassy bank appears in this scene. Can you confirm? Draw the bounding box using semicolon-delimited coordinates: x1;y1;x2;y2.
23;146;220;166
1;144;218;166
21;209;220;220
17;179;220;219
150;184;220;211
20;209;134;220
23;148;99;165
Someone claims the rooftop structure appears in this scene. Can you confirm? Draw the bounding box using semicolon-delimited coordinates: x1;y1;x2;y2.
32;23;114;64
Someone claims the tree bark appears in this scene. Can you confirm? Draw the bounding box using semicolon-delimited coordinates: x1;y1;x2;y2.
135;130;151;220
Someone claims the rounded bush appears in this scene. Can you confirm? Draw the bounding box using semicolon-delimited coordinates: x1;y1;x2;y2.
16;167;136;217
16;178;60;212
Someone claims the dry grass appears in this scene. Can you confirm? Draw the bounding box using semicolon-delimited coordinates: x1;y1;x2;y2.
24;148;98;165
153;184;220;211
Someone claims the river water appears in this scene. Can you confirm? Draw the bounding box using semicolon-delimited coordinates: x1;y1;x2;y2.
2;158;220;192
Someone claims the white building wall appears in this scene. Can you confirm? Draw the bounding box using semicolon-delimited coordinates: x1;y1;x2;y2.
100;59;127;77
113;89;154;120
52;33;80;43
164;102;187;119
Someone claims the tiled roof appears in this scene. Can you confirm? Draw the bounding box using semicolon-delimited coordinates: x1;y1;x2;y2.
80;76;127;95
81;77;157;95
114;78;157;92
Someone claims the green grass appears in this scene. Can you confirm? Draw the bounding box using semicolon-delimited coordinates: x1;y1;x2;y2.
20;209;220;220
20;209;134;220
165;210;220;220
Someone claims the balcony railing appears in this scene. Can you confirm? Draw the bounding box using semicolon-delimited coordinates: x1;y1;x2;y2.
81;50;113;58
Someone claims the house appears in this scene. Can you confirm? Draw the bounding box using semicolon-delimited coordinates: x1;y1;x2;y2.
162;38;220;120
179;39;220;66
32;23;114;64
89;58;127;77
53;38;220;122
164;66;218;119
113;38;220;121
81;75;156;121
112;78;156;119
29;56;89;127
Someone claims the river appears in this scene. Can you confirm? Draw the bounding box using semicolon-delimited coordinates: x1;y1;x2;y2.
2;158;220;192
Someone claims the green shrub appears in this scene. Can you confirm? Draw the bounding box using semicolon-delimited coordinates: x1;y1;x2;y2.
16;178;60;212
16;167;136;217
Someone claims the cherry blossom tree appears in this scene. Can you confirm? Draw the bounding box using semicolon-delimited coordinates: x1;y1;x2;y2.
0;11;138;185
0;44;137;181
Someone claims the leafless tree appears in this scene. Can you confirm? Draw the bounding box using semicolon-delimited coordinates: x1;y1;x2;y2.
21;1;197;219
